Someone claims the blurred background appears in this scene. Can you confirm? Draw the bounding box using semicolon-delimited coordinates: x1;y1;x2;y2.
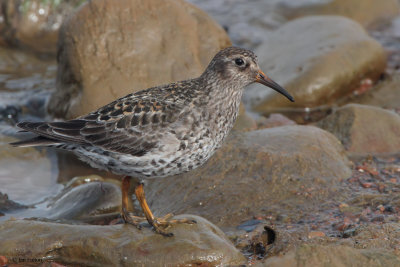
0;0;400;266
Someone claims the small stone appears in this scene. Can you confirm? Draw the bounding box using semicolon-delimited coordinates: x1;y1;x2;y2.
377;205;385;212
339;203;349;209
361;182;373;188
308;231;325;239
342;227;358;238
384;205;394;213
371;215;385;222
0;255;7;266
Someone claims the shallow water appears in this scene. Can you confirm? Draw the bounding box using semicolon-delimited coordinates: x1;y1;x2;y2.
0;48;61;220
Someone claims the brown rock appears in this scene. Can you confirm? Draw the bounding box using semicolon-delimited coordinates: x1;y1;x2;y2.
0;218;245;266
308;231;325;239
48;0;231;119
351;73;400;110
0;0;82;55
147;125;352;228
277;0;400;29
316;104;400;155
243;16;386;113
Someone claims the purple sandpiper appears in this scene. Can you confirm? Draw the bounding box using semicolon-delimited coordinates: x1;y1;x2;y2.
12;47;294;236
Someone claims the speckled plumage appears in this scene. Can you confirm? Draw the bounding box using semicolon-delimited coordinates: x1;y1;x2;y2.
13;47;293;180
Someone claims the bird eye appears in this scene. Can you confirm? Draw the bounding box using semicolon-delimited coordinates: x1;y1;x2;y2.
234;58;245;66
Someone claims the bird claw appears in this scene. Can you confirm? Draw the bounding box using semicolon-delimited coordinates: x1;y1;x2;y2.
151;213;197;236
121;209;146;230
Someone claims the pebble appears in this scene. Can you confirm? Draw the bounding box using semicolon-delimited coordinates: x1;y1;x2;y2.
308;231;326;239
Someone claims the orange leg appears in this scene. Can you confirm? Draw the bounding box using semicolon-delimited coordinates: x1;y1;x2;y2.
134;182;196;237
120;176;145;229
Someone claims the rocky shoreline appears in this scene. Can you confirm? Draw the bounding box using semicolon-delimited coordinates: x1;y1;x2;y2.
0;0;400;266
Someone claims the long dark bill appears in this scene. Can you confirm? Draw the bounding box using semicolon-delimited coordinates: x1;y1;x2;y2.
256;70;294;102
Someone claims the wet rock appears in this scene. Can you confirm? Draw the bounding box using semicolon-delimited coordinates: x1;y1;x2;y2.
48;0;231;119
0;217;245;266
147;125;352;228
263;244;400;267
0;192;28;213
316;104;400;155
0;134;62;204
277;0;400;29
0;0;83;55
43;181;121;222
243;16;386;113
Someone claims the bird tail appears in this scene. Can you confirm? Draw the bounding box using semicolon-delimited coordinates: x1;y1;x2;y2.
10;136;61;147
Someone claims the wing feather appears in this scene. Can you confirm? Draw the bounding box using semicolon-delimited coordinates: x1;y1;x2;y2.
15;90;188;156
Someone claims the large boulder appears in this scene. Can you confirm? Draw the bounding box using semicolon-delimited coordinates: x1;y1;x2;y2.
316;104;400;155
48;0;231;119
0;218;245;266
243;16;386;113
147;125;352;228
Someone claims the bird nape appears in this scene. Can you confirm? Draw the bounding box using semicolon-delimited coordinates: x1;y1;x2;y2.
11;46;294;236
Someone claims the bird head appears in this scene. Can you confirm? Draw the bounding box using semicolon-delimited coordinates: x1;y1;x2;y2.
205;47;294;102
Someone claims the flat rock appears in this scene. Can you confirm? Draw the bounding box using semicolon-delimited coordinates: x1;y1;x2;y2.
48;0;231;119
243;16;386;113
0;217;245;266
316;104;400;155
147;125;352;228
